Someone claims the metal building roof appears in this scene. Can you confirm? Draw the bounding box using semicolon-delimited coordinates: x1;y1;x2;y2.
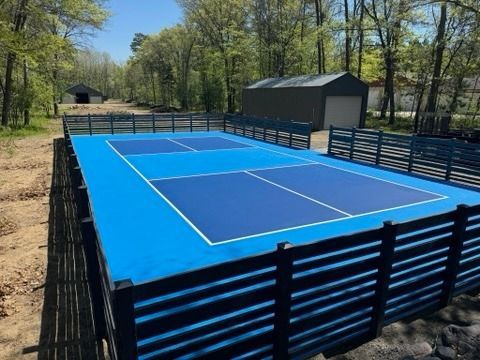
245;72;349;89
64;83;103;96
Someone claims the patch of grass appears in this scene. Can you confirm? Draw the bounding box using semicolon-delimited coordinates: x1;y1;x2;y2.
365;113;414;134
0;115;50;139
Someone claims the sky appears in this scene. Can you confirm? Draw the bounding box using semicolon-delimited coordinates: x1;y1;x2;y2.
90;0;183;63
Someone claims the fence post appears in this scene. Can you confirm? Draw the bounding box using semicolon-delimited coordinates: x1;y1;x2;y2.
242;116;246;136
288;121;293;147
62;114;68;139
306;123;312;149
375;130;383;165
132;113;136;134
114;279;138;360
445;139;454;181
327;125;334;154
80;217;107;340
172;113;175;132
77;183;90;219
207;113;210;132
152;113;156;133
190;113;193;132
273;242;294;360
110;114;114;134
88;113;92;135
408;136;417;172
440;204;469;307
370;221;397;338
263;118;267;141
349;127;357;159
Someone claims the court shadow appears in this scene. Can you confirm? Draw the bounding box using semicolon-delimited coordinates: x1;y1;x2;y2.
22;138;105;359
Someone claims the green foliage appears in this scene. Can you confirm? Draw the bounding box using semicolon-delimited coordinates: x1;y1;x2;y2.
365;114;414;134
0;113;50;138
0;0;109;126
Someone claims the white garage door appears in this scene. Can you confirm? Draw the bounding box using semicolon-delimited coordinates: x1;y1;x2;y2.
323;96;362;129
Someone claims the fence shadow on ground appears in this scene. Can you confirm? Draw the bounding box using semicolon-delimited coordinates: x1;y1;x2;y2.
22;138;104;359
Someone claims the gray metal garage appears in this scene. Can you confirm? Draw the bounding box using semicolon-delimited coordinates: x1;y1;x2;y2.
242;72;368;131
62;83;104;104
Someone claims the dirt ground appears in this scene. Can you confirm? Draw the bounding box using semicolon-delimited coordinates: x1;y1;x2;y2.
0;102;478;359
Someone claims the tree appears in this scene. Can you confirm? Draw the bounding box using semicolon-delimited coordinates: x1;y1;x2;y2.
130;33;148;54
425;2;447;114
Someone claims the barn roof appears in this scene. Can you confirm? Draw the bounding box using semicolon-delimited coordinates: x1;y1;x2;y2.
245;72;350;89
64;83;103;96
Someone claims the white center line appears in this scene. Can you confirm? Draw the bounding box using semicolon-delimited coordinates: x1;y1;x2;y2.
244;171;353;217
168;138;198;151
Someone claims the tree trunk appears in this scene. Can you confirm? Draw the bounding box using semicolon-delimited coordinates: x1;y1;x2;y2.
224;58;234;113
357;0;365;78
1;0;28;126
314;0;324;74
425;2;447;114
1;53;16;126
23;59;30;125
150;68;157;104
344;0;351;72
414;83;426;132
380;71;390;119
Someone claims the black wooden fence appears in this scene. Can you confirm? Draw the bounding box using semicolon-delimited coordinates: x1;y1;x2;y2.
224;113;312;149
328;126;480;187
63;112;312;150
65;133;480;359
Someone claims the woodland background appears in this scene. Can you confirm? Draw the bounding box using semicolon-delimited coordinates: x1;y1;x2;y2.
1;0;480;131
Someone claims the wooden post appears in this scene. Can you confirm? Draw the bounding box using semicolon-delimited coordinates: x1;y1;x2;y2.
375;130;383;165
440;204;469;307
306;123;312;149
190;113;193;132
172;113;175;132
445;139;454;181
275;122;279;144
349;127;357;159
273;242;294;360
408;136;417;172
263;119;267;141
80;217;107;340
110;114;114;134
114;279;138;360
327;125;334;154
370;221;397;338
207;113;210;132
132;113;136;134
77;184;90;219
152;113;156;133
88;113;92;135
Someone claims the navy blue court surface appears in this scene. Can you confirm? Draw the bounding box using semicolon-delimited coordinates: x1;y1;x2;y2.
71;132;480;283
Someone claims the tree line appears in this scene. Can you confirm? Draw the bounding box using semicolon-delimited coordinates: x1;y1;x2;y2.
1;0;480;128
122;0;480;125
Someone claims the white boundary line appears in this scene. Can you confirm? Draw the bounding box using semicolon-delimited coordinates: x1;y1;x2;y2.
105;141;214;246
210;196;447;246
125;146;253;157
148;163;313;181
167;138;198;151
244;171;352;217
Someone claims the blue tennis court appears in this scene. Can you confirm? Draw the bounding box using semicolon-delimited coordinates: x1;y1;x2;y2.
71;132;480;283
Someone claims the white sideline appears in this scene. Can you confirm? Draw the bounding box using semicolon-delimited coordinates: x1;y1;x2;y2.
105;141;214;246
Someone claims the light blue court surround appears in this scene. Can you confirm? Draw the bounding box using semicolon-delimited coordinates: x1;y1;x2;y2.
71;131;480;284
